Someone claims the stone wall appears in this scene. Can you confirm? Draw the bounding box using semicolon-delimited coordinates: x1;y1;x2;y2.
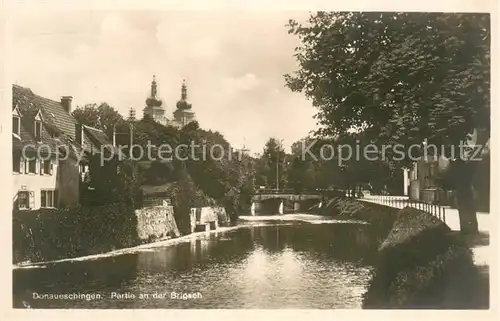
322;197;400;244
190;206;230;233
362;206;481;309
213;207;230;226
135;205;180;242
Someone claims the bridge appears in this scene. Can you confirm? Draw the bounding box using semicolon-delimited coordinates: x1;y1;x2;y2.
250;189;326;215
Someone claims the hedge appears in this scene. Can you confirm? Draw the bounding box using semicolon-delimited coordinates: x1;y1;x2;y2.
13;202;138;264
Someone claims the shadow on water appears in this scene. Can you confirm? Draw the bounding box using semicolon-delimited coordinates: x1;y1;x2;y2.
14;222;380;309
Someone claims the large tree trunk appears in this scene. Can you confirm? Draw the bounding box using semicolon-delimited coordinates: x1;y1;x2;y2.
453;160;479;234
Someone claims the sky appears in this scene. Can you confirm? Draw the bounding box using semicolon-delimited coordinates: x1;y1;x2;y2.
11;10;319;154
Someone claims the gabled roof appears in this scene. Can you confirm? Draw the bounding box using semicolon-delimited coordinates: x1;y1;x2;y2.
36;95;77;140
13;112;59;156
12;84;74;157
12;84;127;162
13;84;77;139
83;125;126;159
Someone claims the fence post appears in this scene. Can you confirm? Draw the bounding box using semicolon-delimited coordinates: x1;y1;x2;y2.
443;207;446;223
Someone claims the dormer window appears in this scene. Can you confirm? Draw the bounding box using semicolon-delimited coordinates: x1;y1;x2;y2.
13;116;20;136
35;121;42;141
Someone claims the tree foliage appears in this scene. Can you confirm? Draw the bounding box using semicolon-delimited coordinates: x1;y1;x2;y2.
72;103;127;138
286;12;490;233
258;138;288;190
286;12;489;159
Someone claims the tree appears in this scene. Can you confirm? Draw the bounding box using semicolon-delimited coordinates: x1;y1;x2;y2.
72;103;126;139
258;138;288;190
286;12;489;234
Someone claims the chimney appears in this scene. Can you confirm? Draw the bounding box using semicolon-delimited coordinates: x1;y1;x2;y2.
61;96;73;113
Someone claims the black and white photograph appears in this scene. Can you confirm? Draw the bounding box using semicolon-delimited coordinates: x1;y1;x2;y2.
4;1;496;317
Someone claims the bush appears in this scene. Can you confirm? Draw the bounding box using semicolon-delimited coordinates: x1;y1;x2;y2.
13;202;138;264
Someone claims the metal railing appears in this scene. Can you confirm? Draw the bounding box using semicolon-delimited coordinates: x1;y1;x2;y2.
255;188;300;195
365;195;446;223
254;188;332;195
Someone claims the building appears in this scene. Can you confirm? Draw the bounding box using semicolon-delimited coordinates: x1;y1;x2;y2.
408;147;490;209
12;84;118;210
142;76;196;128
170;80;196;128
408;155;450;203
142;75;168;126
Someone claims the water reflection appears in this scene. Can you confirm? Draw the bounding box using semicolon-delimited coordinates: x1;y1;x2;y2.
13;222;377;309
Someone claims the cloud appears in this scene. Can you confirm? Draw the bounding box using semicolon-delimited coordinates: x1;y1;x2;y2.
222;73;261;92
11;11;316;153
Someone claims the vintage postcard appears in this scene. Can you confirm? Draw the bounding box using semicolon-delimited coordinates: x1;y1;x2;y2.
2;0;497;320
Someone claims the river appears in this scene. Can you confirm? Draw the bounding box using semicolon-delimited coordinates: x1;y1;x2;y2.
13;219;380;309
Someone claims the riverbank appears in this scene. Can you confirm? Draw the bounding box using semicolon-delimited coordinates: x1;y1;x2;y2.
316;196;488;309
362;195;490;266
14;214;354;270
13;222;377;309
13;225;240;270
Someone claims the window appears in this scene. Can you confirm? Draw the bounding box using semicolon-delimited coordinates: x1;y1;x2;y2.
41;160;51;175
35;121;42;140
13;153;21;173
28;158;37;174
18;191;29;209
41;190;56;208
429;163;435;177
13;116;20;136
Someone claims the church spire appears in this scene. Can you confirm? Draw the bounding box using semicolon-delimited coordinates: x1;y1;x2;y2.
181;79;187;100
145;75;163;108
151;75;158;98
176;79;192;110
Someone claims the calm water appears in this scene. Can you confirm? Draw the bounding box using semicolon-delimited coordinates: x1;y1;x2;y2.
13;222;379;309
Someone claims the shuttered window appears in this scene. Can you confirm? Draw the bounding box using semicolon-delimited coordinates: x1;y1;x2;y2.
18;191;29;209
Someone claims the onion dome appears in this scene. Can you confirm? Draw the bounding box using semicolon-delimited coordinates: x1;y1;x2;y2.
176;79;192;110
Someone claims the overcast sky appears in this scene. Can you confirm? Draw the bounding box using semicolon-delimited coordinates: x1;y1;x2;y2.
11;10;318;153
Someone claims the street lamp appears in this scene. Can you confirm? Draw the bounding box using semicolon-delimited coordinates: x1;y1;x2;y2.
276;139;284;192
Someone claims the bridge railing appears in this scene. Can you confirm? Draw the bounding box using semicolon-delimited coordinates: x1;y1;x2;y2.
364;195;446;224
254;188;333;195
255;188;297;194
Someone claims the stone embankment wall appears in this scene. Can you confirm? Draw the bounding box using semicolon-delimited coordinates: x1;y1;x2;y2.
323;197;483;308
322;197;400;244
361;206;485;309
135;205;180;242
190;207;230;233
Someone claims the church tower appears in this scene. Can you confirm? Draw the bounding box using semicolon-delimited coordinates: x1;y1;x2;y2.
143;75;167;125
172;79;196;128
